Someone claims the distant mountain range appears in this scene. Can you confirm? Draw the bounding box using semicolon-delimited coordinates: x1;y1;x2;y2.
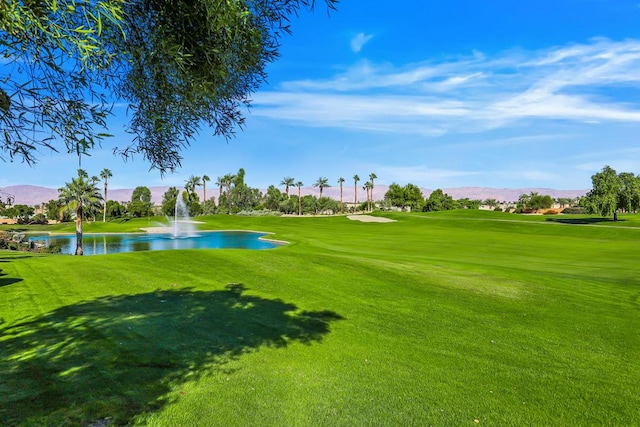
1;184;588;206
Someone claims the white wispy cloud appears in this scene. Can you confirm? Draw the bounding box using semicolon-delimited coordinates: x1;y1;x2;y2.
350;33;374;53
255;38;640;136
572;146;640;173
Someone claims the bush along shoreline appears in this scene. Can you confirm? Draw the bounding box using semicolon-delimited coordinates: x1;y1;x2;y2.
0;231;62;254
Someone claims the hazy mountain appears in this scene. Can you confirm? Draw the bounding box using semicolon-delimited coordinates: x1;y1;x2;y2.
1;184;588;207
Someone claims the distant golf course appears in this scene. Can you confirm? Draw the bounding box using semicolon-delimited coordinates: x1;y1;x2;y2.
1;210;639;426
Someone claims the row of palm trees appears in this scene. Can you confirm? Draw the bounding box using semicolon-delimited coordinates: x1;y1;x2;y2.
351;173;378;212
279;173;378;213
181;172;379;214
183;174;242;206
183;174;211;203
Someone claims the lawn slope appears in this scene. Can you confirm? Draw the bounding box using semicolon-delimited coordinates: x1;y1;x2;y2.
1;211;639;426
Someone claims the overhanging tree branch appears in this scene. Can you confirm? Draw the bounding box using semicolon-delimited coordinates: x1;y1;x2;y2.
1;0;338;173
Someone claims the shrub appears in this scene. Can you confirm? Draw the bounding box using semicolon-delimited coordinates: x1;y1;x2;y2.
43;242;63;254
562;207;587;214
0;232;8;249
494;207;503;212
31;213;48;224
236;210;282;217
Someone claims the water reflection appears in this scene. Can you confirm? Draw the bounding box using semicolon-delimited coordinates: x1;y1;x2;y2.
131;240;151;252
28;231;282;256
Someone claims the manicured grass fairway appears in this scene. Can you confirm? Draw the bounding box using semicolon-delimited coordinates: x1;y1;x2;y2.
1;211;639;426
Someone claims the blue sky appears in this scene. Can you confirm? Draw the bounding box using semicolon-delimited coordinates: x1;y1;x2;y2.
3;0;640;191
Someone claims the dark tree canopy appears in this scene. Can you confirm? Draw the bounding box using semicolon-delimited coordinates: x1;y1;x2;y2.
585;166;640;217
586;166;622;218
424;188;456;212
131;186;152;204
1;0;338;173
384;182;425;211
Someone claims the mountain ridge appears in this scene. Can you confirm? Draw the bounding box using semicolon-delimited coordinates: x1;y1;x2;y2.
1;184;588;206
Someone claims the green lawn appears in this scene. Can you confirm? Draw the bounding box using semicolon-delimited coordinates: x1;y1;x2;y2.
1;211;639;426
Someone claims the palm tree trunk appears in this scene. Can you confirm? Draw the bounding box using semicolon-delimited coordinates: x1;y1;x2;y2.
340;184;343;213
370;178;375;211
103;182;107;222
366;187;370;212
75;205;84;256
354;185;357;212
298;187;302;215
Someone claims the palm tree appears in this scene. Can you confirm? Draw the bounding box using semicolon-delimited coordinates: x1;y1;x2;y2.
369;172;377;210
483;198;499;209
185;175;202;199
362;184;368;211
202;174;210;202
0;191;14;207
100;168;112;222
313;177;330;199
353;174;360;212
58;169;103;256
89;175;100;221
518;193;531;211
338;177;345;213
223;173;236;213
296;181;303;215
280;177;295;198
364;181;373;212
215;176;224;205
223;174;235;196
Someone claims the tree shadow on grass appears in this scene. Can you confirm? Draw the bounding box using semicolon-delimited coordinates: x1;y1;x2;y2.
0;254;36;262
0;262;23;287
0;284;343;426
545;217;624;225
0;271;23;287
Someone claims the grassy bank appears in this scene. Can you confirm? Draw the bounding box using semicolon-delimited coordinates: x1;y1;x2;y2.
1;211;639;425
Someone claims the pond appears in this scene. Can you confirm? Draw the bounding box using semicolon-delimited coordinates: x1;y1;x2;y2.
28;231;283;255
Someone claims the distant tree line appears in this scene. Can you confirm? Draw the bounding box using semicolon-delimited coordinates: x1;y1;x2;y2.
381;184;482;212
10;167;633;225
0;168;382;223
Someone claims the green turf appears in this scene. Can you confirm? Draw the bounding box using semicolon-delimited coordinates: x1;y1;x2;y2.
1;211;639;426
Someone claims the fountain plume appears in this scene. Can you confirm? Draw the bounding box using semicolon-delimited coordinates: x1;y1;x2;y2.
170;197;196;238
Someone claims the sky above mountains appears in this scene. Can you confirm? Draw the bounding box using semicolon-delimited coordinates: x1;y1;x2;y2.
3;0;640;191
